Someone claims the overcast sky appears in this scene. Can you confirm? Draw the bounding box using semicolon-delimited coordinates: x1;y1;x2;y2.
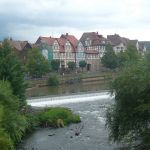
0;0;150;43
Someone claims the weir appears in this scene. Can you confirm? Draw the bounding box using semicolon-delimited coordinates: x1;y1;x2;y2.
27;91;114;107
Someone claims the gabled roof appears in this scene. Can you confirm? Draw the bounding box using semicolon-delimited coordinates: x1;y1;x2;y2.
9;40;32;51
36;36;55;46
60;33;78;52
56;38;66;53
80;32;106;46
107;34;129;46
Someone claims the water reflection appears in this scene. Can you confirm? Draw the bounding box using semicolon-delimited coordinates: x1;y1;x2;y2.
26;81;109;98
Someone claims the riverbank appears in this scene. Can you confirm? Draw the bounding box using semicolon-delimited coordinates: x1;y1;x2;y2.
26;71;116;89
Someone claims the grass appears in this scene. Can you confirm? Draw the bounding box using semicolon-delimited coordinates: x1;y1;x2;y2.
38;107;81;127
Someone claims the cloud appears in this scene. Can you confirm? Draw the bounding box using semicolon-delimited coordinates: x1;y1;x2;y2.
0;0;150;42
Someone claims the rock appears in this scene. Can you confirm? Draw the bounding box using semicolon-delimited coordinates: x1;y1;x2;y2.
48;133;55;136
70;136;73;138
75;132;80;136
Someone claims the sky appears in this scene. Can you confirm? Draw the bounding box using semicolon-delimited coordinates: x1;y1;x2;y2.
0;0;150;43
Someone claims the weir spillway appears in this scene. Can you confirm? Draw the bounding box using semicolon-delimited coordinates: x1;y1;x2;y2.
27;91;114;107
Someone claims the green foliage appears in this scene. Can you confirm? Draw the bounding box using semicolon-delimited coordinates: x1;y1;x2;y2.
0;40;26;104
39;107;81;127
106;56;150;146
51;59;60;71
25;113;40;132
101;44;118;69
125;45;140;62
67;61;76;70
0;129;15;150
117;45;140;68
0;104;14;150
47;75;59;86
0;81;28;144
26;48;49;77
79;60;87;71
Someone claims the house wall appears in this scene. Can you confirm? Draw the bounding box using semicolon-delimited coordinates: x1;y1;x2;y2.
40;43;53;61
113;43;126;53
76;42;85;67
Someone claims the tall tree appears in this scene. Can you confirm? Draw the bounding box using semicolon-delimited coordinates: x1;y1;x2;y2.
125;45;140;62
101;44;118;69
0;81;27;149
117;45;140;68
79;60;87;72
26;48;49;77
0;40;26;105
106;55;150;148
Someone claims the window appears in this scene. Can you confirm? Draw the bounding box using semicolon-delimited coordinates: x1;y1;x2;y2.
85;38;91;46
65;41;71;51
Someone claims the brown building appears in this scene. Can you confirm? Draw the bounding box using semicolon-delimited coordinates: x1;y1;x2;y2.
9;40;32;64
79;32;107;71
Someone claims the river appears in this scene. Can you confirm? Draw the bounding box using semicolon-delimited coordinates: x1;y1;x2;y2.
19;82;121;150
26;81;109;98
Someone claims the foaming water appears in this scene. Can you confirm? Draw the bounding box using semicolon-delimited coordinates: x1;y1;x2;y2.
27;92;114;107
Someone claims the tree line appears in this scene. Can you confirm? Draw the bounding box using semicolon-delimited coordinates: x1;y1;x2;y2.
105;45;150;149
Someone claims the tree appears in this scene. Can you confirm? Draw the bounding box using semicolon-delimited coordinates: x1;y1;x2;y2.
117;45;140;68
79;60;87;72
125;45;140;62
51;59;60;72
26;48;49;77
0;40;26;105
101;44;118;69
0;81;27;149
67;61;76;70
106;55;150;148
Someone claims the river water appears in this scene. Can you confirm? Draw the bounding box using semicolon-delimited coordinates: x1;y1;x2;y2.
26;81;109;98
20;82;121;150
20;83;122;150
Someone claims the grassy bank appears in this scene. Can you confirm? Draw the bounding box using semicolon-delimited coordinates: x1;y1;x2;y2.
26;107;81;130
38;107;81;127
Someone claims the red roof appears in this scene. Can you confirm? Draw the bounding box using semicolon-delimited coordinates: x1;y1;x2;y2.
60;33;78;52
57;38;66;53
35;34;78;53
36;36;55;46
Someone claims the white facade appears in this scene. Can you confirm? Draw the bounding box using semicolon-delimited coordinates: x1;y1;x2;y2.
113;43;126;53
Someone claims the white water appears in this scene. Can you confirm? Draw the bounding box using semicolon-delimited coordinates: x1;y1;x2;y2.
27;92;114;107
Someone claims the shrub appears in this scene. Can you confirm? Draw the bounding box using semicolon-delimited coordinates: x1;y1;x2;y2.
25;113;40;132
0;129;14;150
47;75;59;86
67;61;76;70
38;107;81;127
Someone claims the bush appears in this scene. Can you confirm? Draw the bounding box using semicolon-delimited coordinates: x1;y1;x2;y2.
0;129;14;150
106;54;150;147
47;75;59;86
38;107;81;127
25;113;40;132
